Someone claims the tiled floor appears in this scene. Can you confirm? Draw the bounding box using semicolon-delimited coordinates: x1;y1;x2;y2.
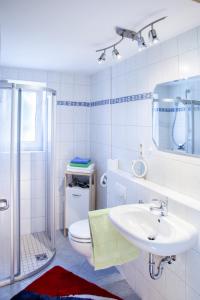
20;232;54;276
0;231;140;300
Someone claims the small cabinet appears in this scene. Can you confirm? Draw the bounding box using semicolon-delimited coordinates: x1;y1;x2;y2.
64;169;96;236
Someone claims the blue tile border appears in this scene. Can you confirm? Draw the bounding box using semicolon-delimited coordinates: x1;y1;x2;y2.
56;92;153;107
153;107;185;112
56;100;90;107
110;92;152;105
153;106;200;112
90;99;110;107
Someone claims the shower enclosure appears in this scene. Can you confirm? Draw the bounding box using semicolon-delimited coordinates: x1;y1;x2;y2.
0;80;56;286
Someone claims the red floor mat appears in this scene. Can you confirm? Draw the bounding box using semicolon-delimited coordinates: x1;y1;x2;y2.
12;266;122;299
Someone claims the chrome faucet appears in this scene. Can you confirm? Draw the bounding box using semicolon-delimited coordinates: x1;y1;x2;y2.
150;198;168;216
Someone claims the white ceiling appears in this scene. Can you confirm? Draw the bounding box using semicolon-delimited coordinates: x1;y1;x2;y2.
0;0;200;74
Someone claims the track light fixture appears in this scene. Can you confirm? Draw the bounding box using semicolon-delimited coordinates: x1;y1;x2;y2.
112;47;121;59
148;25;159;45
96;16;167;63
137;33;147;52
98;51;106;64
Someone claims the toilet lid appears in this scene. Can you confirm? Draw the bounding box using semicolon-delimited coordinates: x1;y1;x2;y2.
69;219;91;240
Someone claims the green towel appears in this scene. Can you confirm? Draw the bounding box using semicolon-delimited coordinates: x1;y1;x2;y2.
88;208;140;270
69;162;92;168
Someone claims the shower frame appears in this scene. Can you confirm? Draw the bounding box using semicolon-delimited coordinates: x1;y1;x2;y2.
0;80;56;287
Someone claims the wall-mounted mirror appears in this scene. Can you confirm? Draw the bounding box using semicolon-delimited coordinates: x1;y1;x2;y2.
153;75;200;157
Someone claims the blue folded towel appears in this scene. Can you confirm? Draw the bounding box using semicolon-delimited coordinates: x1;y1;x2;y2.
71;157;91;164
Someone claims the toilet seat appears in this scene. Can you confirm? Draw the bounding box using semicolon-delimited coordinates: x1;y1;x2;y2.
68;219;93;266
69;219;91;243
69;233;91;244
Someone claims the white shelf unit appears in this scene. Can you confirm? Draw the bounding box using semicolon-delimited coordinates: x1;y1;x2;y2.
64;168;96;236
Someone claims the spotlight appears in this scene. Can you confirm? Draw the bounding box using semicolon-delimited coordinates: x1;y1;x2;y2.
137;34;147;52
148;26;159;45
98;51;106;64
96;17;167;62
112;47;121;59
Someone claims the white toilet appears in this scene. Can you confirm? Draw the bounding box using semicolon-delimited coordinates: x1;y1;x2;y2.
68;219;93;265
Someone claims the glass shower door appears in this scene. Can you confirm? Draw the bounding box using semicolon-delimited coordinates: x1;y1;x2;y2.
17;87;56;279
45;90;56;250
0;86;13;285
0;82;56;286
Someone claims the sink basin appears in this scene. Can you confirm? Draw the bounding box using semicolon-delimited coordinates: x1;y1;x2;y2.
109;204;197;256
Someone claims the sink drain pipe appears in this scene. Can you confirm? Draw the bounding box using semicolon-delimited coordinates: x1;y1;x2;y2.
149;253;176;280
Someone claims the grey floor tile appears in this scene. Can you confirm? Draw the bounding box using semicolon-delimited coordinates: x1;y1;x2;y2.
103;280;140;300
0;230;139;300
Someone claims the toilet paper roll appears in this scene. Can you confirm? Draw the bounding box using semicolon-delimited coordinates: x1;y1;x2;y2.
100;173;107;187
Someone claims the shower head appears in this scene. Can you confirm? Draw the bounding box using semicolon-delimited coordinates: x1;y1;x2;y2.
185;89;191;100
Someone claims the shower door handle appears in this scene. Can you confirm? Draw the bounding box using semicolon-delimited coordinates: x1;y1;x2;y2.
0;199;9;211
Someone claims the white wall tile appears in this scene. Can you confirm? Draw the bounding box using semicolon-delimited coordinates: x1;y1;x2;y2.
91;124;111;146
18;68;34;81
60;72;74;84
166;252;186;282
74;141;90;158
74;123;89;142
178;28;198;54
56;123;74;143
89;24;200;300
179;49;200;78
1;67;19;80
112;103;127;126
20;219;31;235
90;105;111;125
31;197;45;218
57;105;74;124
165;269;186;300
21;199;31;219
148;62;163;90
31;160;45;180
60;83;74;99
136;67;150;93
73;107;90;124
2;24;200;300
160;56;179;83
0;65;90;233
126;71;137;96
124;56;136;73
31;217;45;232
186;249;200;294
197;26;200;48
160;38;178;60
137;99;152;127
74;74;90;85
57;142;74;162
74;84;90;101
31;70;47;82
185;208;200;252
20;180;31;200
31;179;45;199
134;51;147;69
47;71;61;83
186;286;200;300
125;101;138;126
146;44;161;65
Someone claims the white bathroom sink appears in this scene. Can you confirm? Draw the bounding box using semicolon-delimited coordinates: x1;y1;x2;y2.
109;204;197;256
